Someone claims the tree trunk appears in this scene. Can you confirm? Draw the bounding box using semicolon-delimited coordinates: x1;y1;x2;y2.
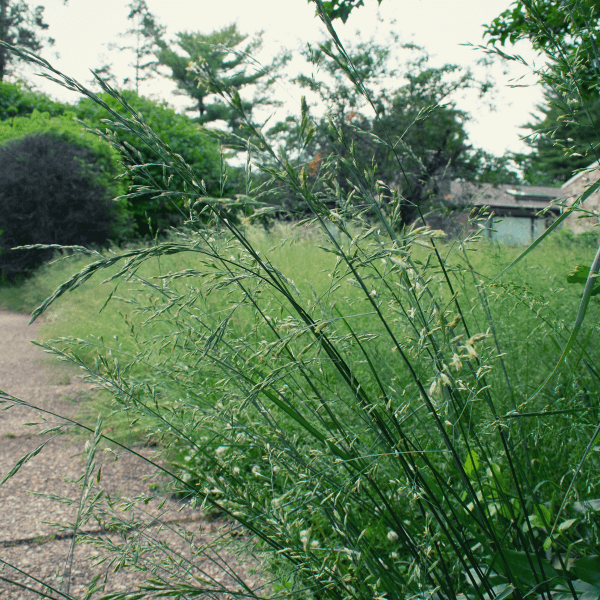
0;0;8;82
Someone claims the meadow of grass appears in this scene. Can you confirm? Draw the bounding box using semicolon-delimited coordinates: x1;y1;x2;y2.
3;219;599;599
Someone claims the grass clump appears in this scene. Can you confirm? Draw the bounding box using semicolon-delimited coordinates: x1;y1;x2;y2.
25;220;600;600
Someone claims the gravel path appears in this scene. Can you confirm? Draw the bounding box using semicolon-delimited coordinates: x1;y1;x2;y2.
0;310;260;599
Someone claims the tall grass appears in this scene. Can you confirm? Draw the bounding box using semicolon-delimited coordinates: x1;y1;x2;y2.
1;2;600;598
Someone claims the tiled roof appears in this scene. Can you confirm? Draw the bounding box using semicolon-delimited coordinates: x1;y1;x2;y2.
446;181;563;211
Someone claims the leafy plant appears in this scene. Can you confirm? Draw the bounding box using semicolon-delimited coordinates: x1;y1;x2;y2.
566;264;600;296
0;79;68;120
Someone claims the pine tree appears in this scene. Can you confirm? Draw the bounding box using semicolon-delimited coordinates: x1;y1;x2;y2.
156;24;286;130
115;0;164;93
515;89;600;185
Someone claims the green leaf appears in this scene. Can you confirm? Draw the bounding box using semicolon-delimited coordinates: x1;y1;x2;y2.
558;518;578;532
567;264;593;284
535;503;552;524
492;584;515;600
525;513;544;529
567;265;600;296
490;549;560;590
464;450;480;477
552;579;600;600
572;556;600;587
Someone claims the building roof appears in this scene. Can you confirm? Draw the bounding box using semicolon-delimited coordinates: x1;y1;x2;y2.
446;181;563;214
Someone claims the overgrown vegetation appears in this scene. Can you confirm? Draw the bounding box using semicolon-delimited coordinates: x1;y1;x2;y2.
74;90;224;236
0;0;600;599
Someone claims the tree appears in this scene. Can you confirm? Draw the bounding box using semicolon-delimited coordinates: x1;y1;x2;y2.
513;88;600;185
112;0;164;93
156;24;285;131
270;40;497;224
484;0;600;99
484;1;600;184
460;148;521;185
312;0;383;23
0;79;67;119
0;0;54;82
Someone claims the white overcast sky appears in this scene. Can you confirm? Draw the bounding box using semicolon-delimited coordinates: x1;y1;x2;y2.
22;0;545;157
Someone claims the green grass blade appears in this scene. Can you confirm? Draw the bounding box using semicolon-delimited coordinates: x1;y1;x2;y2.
528;244;600;402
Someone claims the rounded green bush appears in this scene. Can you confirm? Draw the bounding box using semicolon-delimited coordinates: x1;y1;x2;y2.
0;131;126;278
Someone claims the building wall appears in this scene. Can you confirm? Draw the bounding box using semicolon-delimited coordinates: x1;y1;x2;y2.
561;166;600;233
486;216;549;245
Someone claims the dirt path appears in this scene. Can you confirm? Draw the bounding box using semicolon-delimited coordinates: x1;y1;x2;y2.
0;310;256;599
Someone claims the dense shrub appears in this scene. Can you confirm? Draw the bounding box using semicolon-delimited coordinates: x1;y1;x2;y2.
0;81;68;120
0;129;127;278
75;91;225;236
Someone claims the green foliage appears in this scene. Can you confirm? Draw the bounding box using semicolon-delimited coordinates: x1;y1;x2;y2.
0;132;126;278
74;90;223;236
272;40;501;223
314;0;383;23
156;23;286;131
0;109;121;167
566;264;600;296
0;111;129;278
461;148;521;184
484;0;600;99
514;89;600;185
0;80;68;120
555;227;599;249
0;250;97;312
2;3;600;599
4;17;600;596
485;0;600;185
